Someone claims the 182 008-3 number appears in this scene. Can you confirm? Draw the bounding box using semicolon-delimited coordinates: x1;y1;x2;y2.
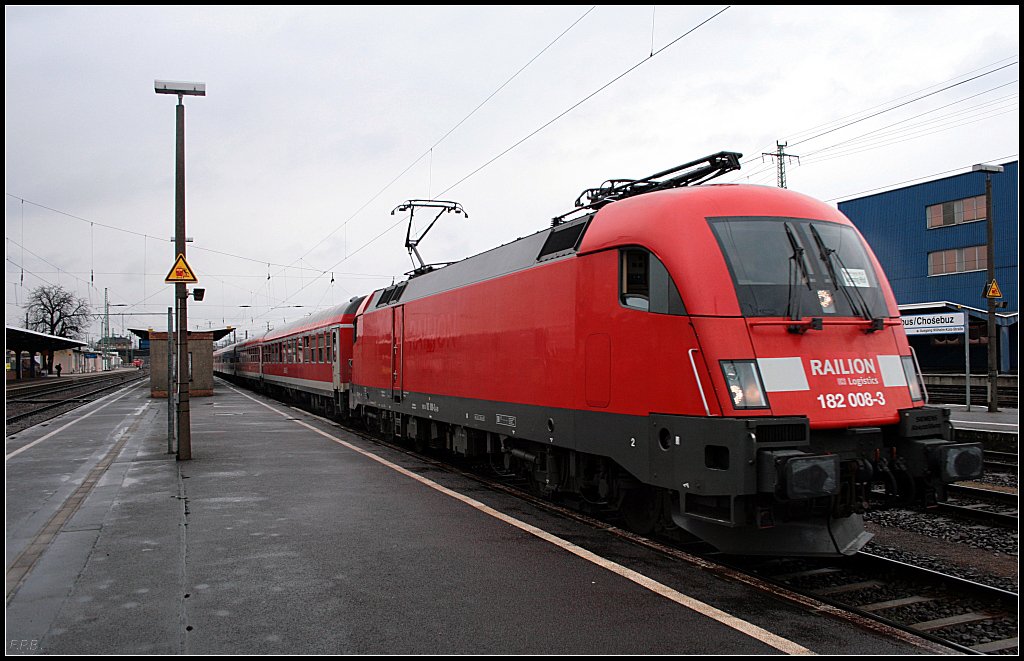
816;392;886;409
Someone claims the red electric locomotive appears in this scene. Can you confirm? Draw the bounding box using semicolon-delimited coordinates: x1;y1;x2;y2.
348;152;983;556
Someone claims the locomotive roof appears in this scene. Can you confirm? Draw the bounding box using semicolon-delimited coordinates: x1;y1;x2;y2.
367;183;851;311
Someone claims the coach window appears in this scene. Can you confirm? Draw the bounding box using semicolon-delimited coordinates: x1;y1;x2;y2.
619;248;685;315
319;334;325;363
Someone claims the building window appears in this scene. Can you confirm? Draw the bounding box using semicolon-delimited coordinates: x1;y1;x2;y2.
926;195;986;228
928;245;987;276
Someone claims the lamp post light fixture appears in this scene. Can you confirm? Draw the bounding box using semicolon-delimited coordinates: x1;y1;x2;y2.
971;162;1003;412
156;79;205;460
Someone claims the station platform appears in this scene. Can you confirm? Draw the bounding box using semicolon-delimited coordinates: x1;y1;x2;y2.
6;381;948;655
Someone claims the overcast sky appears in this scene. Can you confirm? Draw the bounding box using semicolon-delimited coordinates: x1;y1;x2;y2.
5;5;1019;342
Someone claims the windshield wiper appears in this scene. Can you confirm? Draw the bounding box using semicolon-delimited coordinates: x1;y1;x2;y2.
808;224;883;332
783;222;820;333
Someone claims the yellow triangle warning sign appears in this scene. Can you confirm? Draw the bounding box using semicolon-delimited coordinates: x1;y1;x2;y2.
984;279;1003;299
165;253;198;283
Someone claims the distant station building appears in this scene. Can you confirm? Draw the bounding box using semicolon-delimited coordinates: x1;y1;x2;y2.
99;335;134;361
838;160;1018;374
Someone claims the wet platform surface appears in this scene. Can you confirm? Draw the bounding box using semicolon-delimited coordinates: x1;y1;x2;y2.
6;381;945;654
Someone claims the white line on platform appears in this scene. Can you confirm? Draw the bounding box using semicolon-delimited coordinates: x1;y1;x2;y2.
228;385;814;655
5;382;144;461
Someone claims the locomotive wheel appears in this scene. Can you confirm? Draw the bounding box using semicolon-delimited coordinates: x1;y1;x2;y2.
621;485;661;535
413;430;428;454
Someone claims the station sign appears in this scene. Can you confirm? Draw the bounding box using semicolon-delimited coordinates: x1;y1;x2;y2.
901;312;965;336
165;254;198;283
983;279;1003;299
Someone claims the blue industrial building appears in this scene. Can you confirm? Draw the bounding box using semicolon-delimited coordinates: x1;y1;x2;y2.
838;161;1018;374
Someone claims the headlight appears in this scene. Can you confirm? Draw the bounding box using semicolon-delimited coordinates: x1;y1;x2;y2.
720;360;768;409
783;454;840;499
900;355;924;402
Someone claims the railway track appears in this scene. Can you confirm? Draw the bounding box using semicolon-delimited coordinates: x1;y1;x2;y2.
982;451;1017;473
927;384;1018;408
5;371;148;428
940;484;1019;529
743;552;1018;654
441;443;1018;653
271;389;1017;655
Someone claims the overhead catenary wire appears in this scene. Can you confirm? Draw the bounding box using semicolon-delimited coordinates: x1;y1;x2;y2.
732;57;1019;173
2;194;334;274
786;61;1018;148
824;154;1018;203
436;6;731;197
799;108;1018;166
258;6;730;327
11;8;733;336
272;6;599;282
238;6;732;332
782;56;1019;145
6;236;166;327
9;16;1014;337
6;8;603;335
720;62;1019;189
799;84;1018;159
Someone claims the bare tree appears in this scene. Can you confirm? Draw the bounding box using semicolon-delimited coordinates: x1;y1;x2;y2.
27;284;93;338
26;285;93;371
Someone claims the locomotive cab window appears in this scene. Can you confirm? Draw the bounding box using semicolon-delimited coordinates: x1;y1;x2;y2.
619;248;685;315
708;216;887;319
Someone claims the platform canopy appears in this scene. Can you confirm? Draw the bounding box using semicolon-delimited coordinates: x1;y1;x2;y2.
6;326;88;352
129;327;235;342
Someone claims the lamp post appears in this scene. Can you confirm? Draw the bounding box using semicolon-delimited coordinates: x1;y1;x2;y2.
972;163;1003;412
109;302;129;367
156;80;205;460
